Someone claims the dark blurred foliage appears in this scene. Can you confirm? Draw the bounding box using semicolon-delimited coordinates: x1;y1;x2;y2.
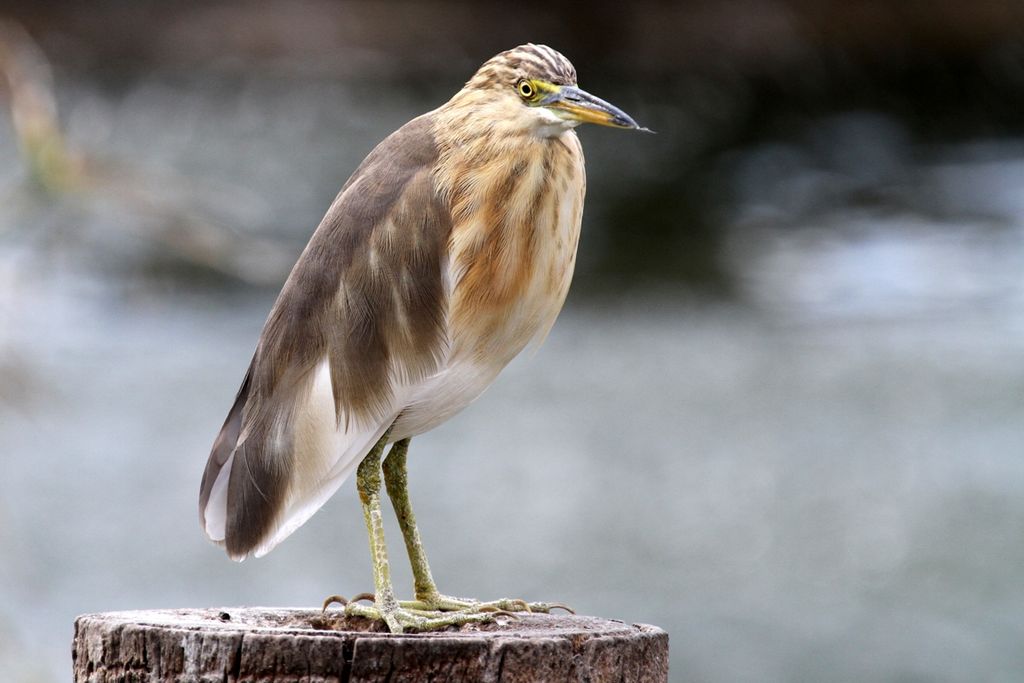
3;0;1024;292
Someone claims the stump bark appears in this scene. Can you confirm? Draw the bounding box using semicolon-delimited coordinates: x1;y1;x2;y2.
72;607;668;682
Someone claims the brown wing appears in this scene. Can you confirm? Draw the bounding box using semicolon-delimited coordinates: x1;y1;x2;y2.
199;113;453;559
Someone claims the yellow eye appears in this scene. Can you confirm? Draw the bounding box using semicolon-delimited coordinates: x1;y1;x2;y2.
517;80;535;99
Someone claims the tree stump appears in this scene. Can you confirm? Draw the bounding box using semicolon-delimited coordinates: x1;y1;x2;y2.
72;607;668;682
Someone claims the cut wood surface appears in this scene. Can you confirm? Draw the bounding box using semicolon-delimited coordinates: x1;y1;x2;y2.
73;607;669;682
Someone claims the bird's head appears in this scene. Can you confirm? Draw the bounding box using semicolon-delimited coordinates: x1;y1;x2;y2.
451;44;648;139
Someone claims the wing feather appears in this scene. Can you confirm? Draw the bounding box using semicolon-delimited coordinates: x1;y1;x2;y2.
198;113;453;559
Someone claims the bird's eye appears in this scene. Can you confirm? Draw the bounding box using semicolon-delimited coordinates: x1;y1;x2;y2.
517;80;535;99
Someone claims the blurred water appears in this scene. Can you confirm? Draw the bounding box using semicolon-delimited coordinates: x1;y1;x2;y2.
3;273;1024;682
3;72;1024;682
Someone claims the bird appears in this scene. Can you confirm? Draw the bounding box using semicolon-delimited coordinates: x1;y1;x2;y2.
199;43;646;633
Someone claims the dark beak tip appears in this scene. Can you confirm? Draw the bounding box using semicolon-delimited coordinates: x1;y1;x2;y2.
617;117;655;134
610;113;653;133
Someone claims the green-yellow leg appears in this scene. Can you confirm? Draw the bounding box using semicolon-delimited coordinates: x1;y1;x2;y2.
382;438;571;616
351;429;401;631
333;430;495;633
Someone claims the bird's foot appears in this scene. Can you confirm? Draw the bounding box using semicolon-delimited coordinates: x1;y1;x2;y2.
322;593;500;633
400;592;575;616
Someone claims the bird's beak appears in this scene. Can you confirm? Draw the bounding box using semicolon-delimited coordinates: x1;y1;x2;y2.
544;85;649;131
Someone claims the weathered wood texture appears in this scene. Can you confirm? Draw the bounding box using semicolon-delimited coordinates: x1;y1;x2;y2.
73;608;668;682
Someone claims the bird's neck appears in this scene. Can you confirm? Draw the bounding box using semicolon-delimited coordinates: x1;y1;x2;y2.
430;103;579;220
427;107;586;361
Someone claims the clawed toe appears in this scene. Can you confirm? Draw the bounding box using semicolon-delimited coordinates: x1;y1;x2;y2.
321;594;349;611
397;593;574;617
528;601;576;614
322;591;575;632
322;592;502;633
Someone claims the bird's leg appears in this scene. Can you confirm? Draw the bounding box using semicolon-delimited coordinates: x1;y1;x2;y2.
351;429;402;631
382;437;470;611
381;438;443;602
382;438;568;616
333;430;496;632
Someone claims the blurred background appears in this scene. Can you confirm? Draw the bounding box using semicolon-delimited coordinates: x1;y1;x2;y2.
2;1;1024;681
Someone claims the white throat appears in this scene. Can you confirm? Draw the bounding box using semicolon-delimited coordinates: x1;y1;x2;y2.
532;107;581;139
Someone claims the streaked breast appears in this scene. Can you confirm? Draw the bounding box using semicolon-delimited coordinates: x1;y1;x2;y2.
447;130;585;363
392;130;585;439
